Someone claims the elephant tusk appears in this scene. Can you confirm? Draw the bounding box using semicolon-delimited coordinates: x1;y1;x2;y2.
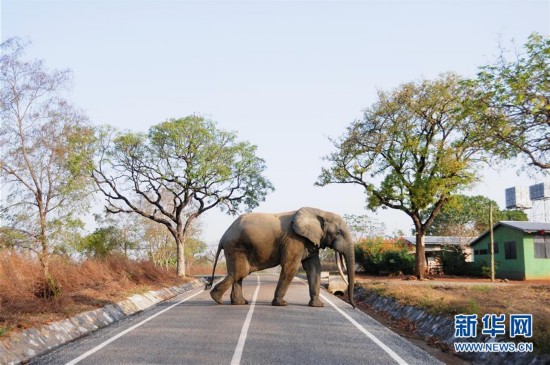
340;252;350;286
340;251;348;271
335;252;349;286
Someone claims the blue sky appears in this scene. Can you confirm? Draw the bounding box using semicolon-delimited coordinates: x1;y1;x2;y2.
2;0;549;246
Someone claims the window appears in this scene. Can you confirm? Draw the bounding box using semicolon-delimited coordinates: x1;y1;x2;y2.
474;248;488;255
534;235;550;259
504;241;517;260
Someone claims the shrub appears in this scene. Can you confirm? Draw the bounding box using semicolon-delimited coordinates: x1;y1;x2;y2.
434;245;470;275
355;237;414;275
465;262;485;277
382;250;415;275
355;237;384;274
481;261;500;278
434;245;488;277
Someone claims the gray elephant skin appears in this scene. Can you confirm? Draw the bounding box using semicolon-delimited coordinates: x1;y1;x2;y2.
206;207;355;308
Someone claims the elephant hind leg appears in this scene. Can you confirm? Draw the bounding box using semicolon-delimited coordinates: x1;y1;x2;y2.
231;278;249;305
210;275;234;304
230;254;251;305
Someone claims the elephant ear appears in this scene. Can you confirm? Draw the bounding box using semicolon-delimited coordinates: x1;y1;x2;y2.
292;207;324;247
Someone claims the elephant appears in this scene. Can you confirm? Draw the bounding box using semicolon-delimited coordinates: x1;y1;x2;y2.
206;207;355;308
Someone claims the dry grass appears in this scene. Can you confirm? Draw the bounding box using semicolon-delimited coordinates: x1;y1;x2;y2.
0;251;193;337
187;262;227;276
357;279;550;354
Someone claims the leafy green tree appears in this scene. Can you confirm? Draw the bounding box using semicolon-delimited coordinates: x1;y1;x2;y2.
93;213;141;258
75;213;140;259
317;73;485;278
0;38;93;277
93;116;273;277
468;33;549;170
426;195;528;236
500;209;529;221
77;226;130;259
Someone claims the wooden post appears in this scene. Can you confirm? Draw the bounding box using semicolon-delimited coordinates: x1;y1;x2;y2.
490;203;495;282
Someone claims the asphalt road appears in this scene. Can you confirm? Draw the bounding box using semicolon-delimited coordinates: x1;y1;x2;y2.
32;273;443;365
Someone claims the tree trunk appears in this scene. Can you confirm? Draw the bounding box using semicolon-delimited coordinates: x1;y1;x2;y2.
415;230;427;279
38;207;50;279
176;216;197;277
176;231;186;277
39;249;50;279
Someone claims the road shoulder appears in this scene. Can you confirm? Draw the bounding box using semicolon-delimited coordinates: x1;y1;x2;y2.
0;279;205;365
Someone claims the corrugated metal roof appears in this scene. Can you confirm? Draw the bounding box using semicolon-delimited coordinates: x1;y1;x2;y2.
470;221;550;247
403;236;475;246
498;221;550;232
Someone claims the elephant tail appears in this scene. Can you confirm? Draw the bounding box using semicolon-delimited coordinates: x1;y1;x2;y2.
205;243;223;290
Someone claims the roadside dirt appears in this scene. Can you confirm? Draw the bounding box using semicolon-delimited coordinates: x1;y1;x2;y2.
350;294;470;365
357;273;550;285
342;274;550;364
0;254;194;338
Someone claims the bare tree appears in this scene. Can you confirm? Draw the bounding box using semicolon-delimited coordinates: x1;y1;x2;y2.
0;38;94;279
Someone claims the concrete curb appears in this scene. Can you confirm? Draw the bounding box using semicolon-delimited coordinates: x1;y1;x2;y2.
0;278;206;365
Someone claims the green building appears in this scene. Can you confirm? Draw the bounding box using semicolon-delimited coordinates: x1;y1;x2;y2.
470;221;550;280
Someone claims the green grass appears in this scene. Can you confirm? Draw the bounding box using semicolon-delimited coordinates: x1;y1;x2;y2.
0;326;10;337
470;285;491;293
367;284;389;296
467;299;481;313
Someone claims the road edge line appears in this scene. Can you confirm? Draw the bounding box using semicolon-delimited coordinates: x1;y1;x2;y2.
321;294;409;365
66;288;205;365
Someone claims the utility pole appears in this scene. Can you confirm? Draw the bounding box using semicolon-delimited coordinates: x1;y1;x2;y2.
490;203;495;282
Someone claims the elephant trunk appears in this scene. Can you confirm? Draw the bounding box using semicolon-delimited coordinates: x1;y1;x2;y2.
343;248;355;308
334;240;356;308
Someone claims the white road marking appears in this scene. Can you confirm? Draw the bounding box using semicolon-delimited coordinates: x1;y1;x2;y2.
230;274;261;365
65;288;205;365
321;294;409;365
292;277;408;364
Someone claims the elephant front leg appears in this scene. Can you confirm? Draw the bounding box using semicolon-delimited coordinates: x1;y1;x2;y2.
303;255;324;307
272;259;301;306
